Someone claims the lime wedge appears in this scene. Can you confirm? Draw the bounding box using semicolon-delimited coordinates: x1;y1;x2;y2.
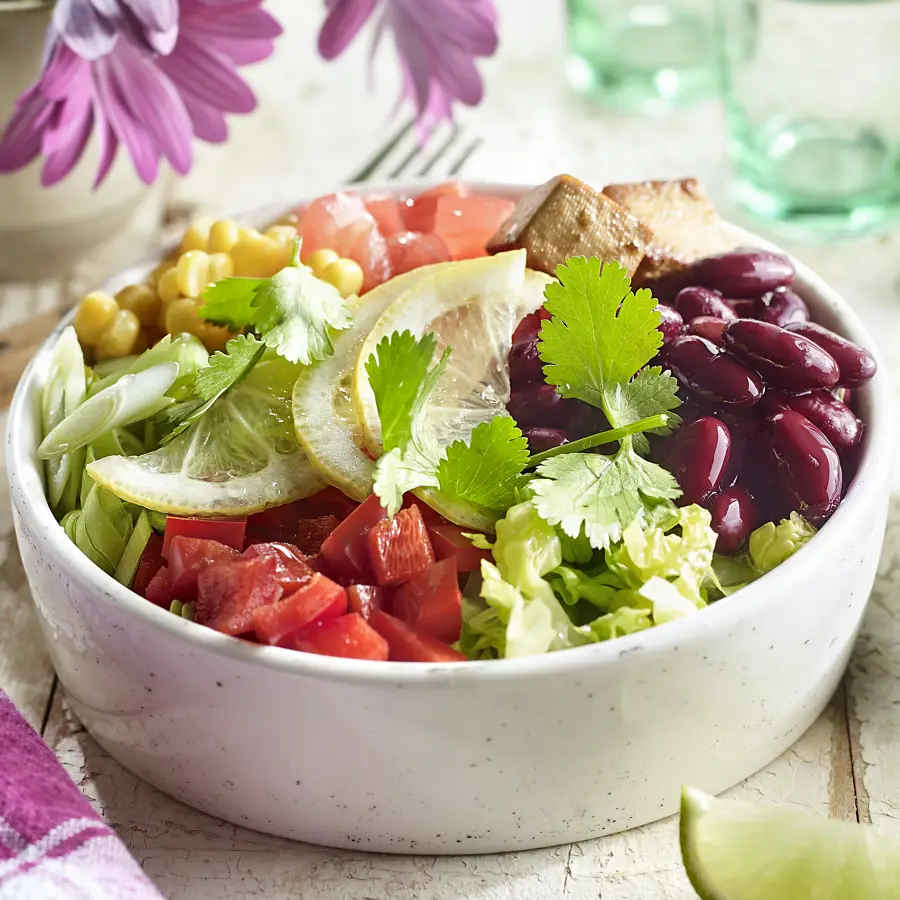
88;354;324;516
293;262;453;501
680;786;900;900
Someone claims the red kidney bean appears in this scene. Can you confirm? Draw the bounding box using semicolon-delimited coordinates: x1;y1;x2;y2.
722;319;839;393
759;389;862;457
727;298;758;318
686;316;728;345
666;416;732;505
755;287;809;327
768;410;842;524
521;427;568;453
687;249;795;298
656;304;684;344
675;286;737;322
785;321;877;388
509;338;544;388
664;335;764;406
707;487;759;555
512;310;542;345
508;384;581;429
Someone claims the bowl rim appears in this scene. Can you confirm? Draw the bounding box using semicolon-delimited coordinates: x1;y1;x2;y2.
7;178;894;686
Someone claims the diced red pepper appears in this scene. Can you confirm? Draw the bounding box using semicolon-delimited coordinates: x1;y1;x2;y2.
168;536;241;601
369;611;466;663
251;574;347;646
367;505;435;586
389;558;462;643
401;182;470;233
427;523;491;573
145;565;172;608
291;613;389;661
196;555;282;636
320;493;387;579
243;542;314;593
346;584;385;621
433;195;517;260
244;490;357;545
364;195;406;237
132;532;164;596
295;515;342;557
162;516;246;558
386;231;451;276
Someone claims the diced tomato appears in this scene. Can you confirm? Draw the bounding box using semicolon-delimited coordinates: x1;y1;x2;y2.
243;542;314;593
168;536;241;601
145;565;172;608
162;516;246;558
367;505;435;586
291;613;389;661
386;231;451;276
245;490;357;545
370;611;466;663
389;558;462;643
364;195;406;237
432;196;517;260
196;555;282;636
251;574;347;646
132;532;164;596
427;523;491;573
297;192;370;255
295;515;342;556
401;181;470;233
346;584;385;621
320;493;387;579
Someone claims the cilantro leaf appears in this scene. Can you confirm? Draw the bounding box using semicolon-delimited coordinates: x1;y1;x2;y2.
252;264;352;365
539;257;662;411
373;446;438;516
198;278;264;330
436;416;529;515
530;440;681;549
159;335;265;444
604;366;681;454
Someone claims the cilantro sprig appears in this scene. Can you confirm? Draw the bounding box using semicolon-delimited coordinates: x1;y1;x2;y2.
530;257;682;548
198;239;352;365
366;331;529;518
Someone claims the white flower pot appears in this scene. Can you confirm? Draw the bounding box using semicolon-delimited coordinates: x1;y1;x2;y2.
0;2;165;282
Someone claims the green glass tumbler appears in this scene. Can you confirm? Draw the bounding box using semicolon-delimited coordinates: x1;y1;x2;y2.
716;0;900;238
566;0;718;113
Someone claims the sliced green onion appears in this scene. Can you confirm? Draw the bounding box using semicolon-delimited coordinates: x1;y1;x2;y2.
148;511;167;533
170;599;183;616
114;511;152;587
61;510;80;543
181;602;196;621
39;362;178;460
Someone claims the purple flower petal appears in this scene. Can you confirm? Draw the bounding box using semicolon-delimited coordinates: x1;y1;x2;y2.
203;36;278;66
108;42;193;175
52;0;119;61
92;95;120;188
390;16;432;118
41;80;92;155
121;0;179;54
400;0;498;57
157;34;257;114
41;103;94;187
318;0;380;60
93;56;159;184
183;6;283;40
0;93;55;173
181;92;228;143
39;44;91;102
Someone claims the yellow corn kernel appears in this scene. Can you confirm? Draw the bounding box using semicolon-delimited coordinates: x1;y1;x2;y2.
230;230;291;278
175;250;210;299
73;291;118;346
304;248;340;278
180;221;210;253
265;236;293;273
265;224;298;243
164;298;202;335
156;266;182;304
322;257;364;298
196;322;231;353
150;260;172;287
207;219;240;254
115;284;161;328
207;252;234;283
96;309;141;359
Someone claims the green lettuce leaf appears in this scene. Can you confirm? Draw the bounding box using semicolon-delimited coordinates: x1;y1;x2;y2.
748;512;816;574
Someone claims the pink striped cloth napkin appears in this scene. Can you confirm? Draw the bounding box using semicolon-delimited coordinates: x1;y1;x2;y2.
0;691;163;899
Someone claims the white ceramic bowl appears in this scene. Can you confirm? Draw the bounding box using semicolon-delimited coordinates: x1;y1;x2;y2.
7;182;892;854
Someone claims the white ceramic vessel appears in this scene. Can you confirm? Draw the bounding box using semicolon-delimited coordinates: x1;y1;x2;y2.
6;183;892;853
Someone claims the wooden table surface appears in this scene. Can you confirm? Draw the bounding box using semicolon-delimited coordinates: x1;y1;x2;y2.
3;3;900;897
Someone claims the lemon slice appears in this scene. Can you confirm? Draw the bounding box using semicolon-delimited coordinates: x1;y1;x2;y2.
292;262;454;501
680;786;900;899
88;354;324;516
352;251;552;528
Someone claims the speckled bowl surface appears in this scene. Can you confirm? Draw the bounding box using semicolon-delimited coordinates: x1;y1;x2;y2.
6;182;892;854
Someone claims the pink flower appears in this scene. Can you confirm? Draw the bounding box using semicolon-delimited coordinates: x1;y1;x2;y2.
318;0;499;129
0;0;282;188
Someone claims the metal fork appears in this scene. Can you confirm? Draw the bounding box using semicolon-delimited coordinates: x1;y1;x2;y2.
345;118;483;185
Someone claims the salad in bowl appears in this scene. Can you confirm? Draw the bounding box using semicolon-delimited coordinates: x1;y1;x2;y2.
36;175;877;664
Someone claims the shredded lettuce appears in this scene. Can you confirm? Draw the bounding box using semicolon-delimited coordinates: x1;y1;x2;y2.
748;512;816;573
73;484;134;575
